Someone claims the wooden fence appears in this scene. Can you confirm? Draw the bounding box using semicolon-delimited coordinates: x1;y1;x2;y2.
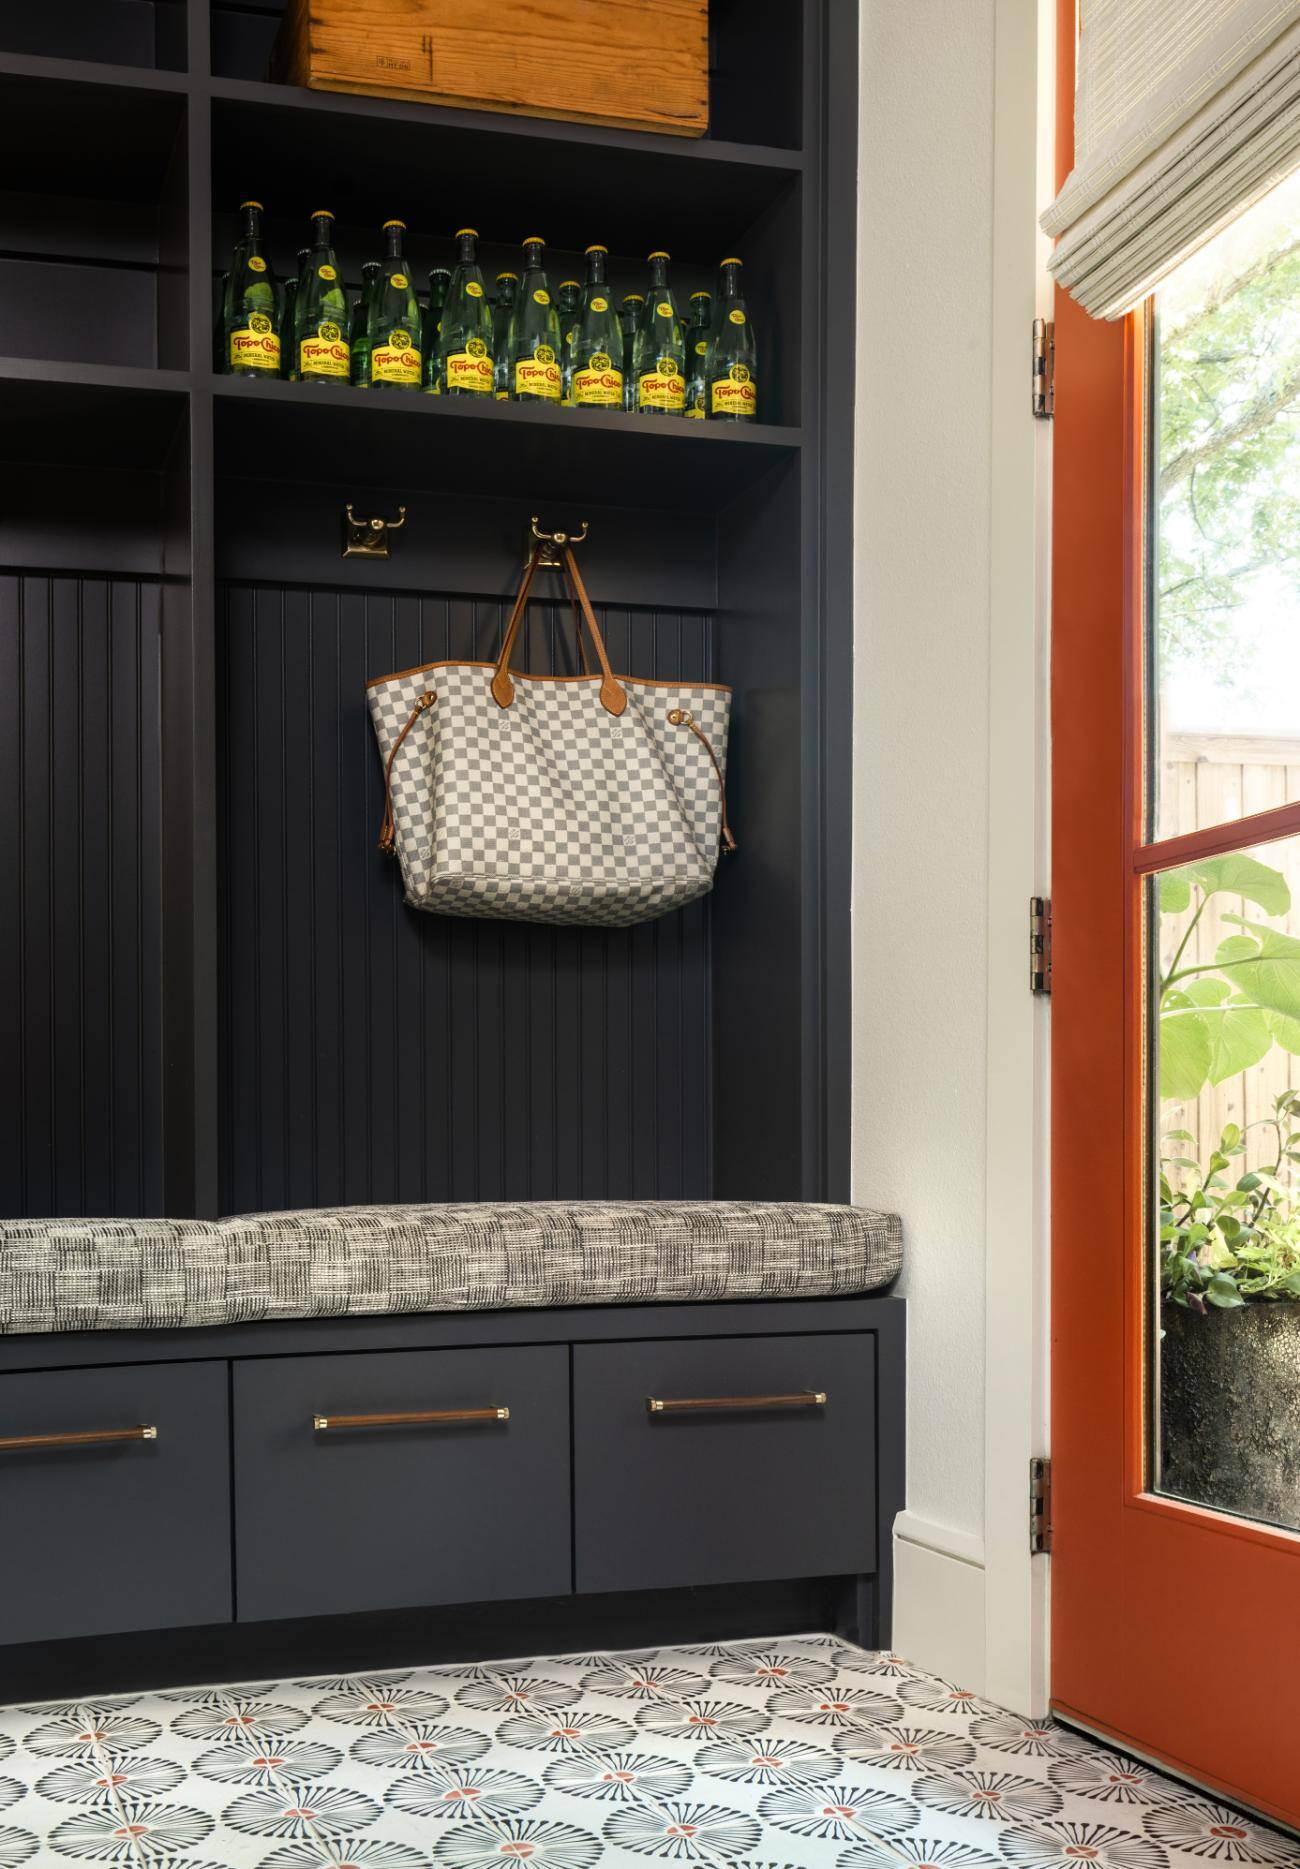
1159;732;1300;1176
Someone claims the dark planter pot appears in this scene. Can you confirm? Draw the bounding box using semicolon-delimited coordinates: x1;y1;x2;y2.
1160;1301;1300;1532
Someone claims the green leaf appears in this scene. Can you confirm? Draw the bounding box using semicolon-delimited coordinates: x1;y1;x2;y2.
1159;871;1193;913
1164;1129;1196;1142
1213;921;1300;1021
1264;1006;1300;1056
1204;998;1273;1086
1184;854;1291;916
1159;1005;1212;1100
1220;1122;1242;1151
1205;1273;1246;1308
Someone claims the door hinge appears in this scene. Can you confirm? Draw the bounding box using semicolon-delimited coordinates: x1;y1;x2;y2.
1030;1455;1052;1554
1032;317;1055;418
1030;896;1052;995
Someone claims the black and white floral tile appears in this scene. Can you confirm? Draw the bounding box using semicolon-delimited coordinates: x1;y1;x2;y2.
0;1634;1296;1868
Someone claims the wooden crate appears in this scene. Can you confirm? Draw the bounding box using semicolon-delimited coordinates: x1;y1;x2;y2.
272;0;710;139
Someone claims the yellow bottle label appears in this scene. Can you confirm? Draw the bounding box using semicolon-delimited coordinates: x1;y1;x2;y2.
248;256;266;273
694;340;707;356
319;264;338;280
686;389;706;419
299;325;350;378
711;366;757;416
372;330;421;383
230;317;279;371
391;273;409;289
656;301;673;318
639;362;685;412
466;280;484;297
533;288;550;305
446;348;494;392
590;296;609;312
574;360;623;406
729;308;746;324
515;352;562;399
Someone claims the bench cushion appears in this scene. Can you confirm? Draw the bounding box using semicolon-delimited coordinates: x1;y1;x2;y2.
0;1201;901;1336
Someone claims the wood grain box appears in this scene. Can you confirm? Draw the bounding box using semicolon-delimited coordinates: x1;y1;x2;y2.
271;0;710;139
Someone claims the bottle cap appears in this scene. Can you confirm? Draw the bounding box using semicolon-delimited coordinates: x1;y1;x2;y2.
690;290;712;299
430;267;450;278
522;235;545;246
622;293;645;302
496;271;519;280
584;243;609;255
240;199;264;210
383;218;407;230
455;227;479;238
560;279;580;289
647;249;671;261
311;209;334;220
719;256;744;266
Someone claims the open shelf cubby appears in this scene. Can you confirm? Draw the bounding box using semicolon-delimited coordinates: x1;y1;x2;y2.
0;1;856;1222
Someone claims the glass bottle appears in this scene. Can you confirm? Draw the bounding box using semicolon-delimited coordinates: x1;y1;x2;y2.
508;236;562;404
684;289;712;418
224;200;281;379
492;271;518;398
571;245;624;412
632;251;685;416
351;261;381;388
368;219;422;391
423;266;451;392
706;257;758;421
619;293;644;411
556;276;581;404
280;256;304;380
438;230;494;397
295;212;351;387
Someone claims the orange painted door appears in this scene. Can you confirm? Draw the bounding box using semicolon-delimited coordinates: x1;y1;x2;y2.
1050;2;1300;1830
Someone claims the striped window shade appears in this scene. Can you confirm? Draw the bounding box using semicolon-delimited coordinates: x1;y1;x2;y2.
1043;0;1300;317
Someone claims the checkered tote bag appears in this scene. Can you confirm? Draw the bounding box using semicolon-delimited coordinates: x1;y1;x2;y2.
367;542;734;927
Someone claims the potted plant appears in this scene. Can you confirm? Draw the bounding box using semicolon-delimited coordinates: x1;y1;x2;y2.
1157;853;1300;1529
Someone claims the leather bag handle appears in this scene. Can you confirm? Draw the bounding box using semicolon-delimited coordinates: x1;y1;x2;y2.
491;544;627;716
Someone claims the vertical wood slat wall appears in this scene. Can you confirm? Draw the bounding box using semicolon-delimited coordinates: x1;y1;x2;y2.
0;0;856;1220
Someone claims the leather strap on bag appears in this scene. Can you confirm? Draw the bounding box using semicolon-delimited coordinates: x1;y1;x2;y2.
378;689;436;855
491;543;627;716
668;707;737;854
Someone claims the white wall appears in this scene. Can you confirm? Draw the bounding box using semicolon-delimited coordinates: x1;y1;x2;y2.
853;0;1051;1705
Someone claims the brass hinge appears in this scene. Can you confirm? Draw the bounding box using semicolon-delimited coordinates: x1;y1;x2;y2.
1030;1455;1052;1554
1030;896;1052;995
1032;317;1055;418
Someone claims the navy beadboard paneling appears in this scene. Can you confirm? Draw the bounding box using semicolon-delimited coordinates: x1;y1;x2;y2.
217;582;714;1214
0;573;164;1216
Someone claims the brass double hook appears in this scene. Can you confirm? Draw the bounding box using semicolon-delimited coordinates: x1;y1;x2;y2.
529;515;589;568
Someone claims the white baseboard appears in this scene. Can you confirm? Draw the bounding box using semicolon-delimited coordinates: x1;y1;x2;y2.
892;1512;987;1692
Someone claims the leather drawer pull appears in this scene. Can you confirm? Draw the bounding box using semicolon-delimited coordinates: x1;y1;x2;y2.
0;1424;158;1452
646;1391;827;1415
312;1406;510;1431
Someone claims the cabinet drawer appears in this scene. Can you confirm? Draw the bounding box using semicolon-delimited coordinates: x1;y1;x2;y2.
0;1362;231;1645
574;1333;876;1594
233;1344;571;1622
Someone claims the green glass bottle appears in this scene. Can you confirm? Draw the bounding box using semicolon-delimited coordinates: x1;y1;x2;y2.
556;277;581;405
619;293;644;411
706;257;758;421
508;237;562;404
423;266;451;392
294;212;351;387
438;230;494;397
684;289;712;419
225;200;281;379
351;261;381;388
492;271;518;398
570;245;624;412
281;247;311;379
368;219;423;391
633;251;685;416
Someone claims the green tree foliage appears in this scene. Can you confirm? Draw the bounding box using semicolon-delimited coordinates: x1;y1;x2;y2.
1158;224;1300;683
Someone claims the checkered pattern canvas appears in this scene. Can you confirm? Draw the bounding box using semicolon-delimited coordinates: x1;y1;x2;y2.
368;657;732;927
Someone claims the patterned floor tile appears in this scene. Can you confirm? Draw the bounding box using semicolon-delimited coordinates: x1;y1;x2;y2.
0;1639;1296;1869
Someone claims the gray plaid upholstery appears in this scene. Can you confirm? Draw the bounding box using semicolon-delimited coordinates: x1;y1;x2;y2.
368;661;732;926
0;1202;901;1337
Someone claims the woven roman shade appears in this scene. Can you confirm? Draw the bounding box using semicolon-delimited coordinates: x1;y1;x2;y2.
1044;0;1300;318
